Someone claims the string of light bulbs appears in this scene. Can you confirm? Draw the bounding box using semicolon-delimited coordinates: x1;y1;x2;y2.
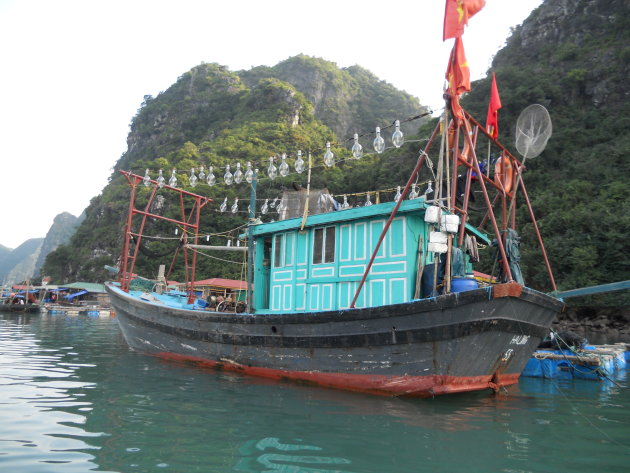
138;111;434;190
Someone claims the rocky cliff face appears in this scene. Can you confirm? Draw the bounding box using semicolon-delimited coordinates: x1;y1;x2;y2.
34;212;82;275
0;238;44;285
493;0;630;110
239;55;426;140
0;212;81;285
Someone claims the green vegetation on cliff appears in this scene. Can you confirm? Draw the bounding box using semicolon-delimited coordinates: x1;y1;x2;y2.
460;0;630;304
43;56;424;284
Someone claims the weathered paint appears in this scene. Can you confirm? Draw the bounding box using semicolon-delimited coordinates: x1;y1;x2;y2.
108;283;563;397
154;351;522;397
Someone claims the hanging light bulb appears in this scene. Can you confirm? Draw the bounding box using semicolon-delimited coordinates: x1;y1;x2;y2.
231;198;239;214
189;168;197;187
207;166;216;186
267;157;277;180
295;150;305;173
324;142;334;167
224;164;234;185
352;134;363;159
391;120;404;148
143;169;151;186
409;183;419;200
270;197;278;209
373;127;385;154
261;198;269;215
244;162;254;183
279;153;290;177
342;195;350;209
219;197;228;213
424;180;433;197
364;193;372;206
234;162;243;184
156;169;165;188
394;186;402;202
175;228;179;235
169;169;178;187
198;165;206;181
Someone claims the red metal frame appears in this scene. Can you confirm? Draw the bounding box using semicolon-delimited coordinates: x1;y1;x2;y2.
351;106;557;305
118;171;212;300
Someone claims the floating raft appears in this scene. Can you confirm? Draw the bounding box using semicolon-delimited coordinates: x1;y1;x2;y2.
522;343;629;380
45;305;113;317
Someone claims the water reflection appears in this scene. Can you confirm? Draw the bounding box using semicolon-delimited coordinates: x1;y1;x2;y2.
1;312;628;473
0;313;108;472
235;437;352;473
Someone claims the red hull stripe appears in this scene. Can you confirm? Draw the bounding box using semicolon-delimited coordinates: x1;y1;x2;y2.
156;352;520;397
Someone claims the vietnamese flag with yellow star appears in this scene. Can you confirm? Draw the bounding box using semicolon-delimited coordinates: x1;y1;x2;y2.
445;37;470;118
443;0;486;41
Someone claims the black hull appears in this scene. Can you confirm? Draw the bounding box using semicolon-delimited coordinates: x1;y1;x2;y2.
0;304;42;314
107;283;563;397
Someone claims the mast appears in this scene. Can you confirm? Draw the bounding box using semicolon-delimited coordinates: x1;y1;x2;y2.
246;169;257;312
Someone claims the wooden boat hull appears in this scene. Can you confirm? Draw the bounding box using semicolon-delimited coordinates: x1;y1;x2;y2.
0;304;42;314
106;282;563;397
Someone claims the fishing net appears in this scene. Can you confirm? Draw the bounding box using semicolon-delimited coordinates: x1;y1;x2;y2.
515;104;553;159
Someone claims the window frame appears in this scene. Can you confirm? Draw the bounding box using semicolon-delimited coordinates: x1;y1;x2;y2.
312;225;336;265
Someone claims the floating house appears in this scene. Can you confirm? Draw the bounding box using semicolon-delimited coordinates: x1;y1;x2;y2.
62;282;109;306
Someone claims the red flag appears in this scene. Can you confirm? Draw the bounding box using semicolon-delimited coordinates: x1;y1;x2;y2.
443;0;486;41
485;72;502;139
445;37;470;95
445;38;470;119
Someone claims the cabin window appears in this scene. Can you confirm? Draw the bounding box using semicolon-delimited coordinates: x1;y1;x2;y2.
274;235;282;267
273;232;295;268
313;226;335;264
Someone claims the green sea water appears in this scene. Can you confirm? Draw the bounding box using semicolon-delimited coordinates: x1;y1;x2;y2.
1;311;628;473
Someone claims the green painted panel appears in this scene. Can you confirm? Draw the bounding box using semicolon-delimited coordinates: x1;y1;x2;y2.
283;284;292;310
371;261;407;274
271;285;281;311
354;222;366;260
295;283;306;310
296;231;308;265
340;224;351;262
390;218;405;257
338;281;351;309
308;285;320;311
321;284;334;310
370;220;386;258
369;279;386;306
390;278;407;304
284;232;295;266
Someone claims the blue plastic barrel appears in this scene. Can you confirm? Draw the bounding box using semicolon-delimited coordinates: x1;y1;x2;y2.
451;278;479;293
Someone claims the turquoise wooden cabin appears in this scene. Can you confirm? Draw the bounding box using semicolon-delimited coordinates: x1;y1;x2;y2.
249;198;490;314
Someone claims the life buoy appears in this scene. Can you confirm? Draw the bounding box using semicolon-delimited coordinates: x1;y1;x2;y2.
494;155;514;193
447;120;472;165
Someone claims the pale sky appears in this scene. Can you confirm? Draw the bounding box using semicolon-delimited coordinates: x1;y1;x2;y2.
0;0;543;249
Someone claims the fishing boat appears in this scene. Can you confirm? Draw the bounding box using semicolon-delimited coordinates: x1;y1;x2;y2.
106;4;566;396
106;101;566;397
